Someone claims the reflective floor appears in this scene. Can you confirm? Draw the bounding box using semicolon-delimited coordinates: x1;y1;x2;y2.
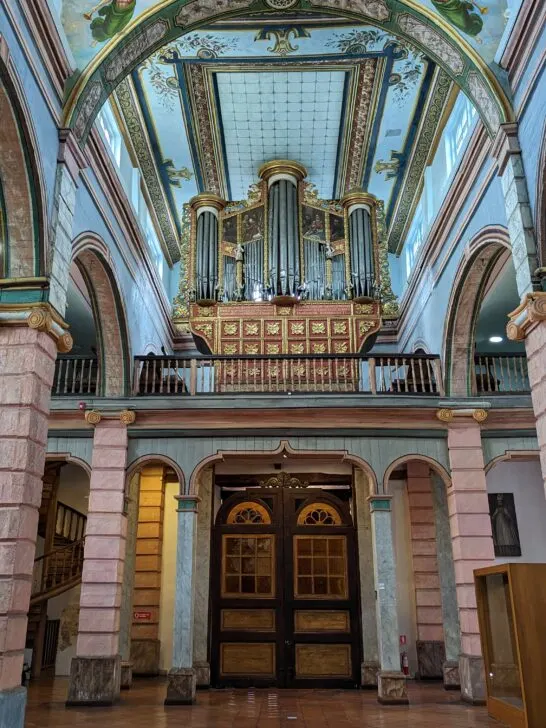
25;678;504;727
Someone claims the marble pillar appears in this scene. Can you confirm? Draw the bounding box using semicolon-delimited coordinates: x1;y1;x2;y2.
67;414;131;706
431;473;461;689
354;469;379;686
165;495;200;706
0;325;60;727
368;496;408;705
507;294;546;496
193;469;212;688
118;473;140;689
444;414;494;704
406;462;444;679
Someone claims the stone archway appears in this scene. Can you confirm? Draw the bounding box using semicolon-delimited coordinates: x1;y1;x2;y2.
536;118;546;268
0;47;47;279
64;0;512;145
443;226;512;396
72;234;131;396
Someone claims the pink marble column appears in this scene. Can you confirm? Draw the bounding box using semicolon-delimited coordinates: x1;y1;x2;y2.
67;412;133;706
0;326;58;723
442;411;494;704
407;462;444;675
508;296;546;496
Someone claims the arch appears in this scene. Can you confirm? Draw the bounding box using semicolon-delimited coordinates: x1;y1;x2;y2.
63;0;512;145
0;43;48;279
484;450;540;474
188;439;378;496
536;117;546;268
72;233;131;396
383;453;451;492
126;453;186;493
45;452;92;477
442;226;512;397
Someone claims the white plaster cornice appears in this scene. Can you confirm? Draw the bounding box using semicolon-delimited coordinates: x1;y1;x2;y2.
501;0;546;90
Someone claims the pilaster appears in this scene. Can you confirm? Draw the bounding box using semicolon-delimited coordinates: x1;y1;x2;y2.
67;409;134;707
438;408;495;704
165;495;200;706
368;496;408;705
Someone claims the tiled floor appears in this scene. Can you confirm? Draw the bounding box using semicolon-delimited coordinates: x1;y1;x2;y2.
25;678;505;727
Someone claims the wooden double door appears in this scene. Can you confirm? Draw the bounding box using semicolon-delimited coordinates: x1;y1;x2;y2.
211;485;360;688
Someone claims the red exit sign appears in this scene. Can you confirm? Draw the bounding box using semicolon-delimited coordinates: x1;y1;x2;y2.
133;611;152;622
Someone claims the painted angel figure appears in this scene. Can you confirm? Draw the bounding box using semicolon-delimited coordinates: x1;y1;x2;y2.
430;0;487;37
84;0;137;44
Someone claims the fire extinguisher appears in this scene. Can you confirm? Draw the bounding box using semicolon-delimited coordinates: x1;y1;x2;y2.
401;651;409;676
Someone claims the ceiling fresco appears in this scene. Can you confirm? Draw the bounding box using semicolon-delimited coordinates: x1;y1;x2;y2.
53;0;517;72
111;18;449;261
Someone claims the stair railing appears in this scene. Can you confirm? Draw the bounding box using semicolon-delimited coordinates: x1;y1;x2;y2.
31;538;85;604
55;502;87;543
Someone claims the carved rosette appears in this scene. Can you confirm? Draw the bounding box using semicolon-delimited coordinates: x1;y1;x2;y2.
85;410;102;426
120;409;137;425
436;408;454;423
436;408;488;423
507;292;546;341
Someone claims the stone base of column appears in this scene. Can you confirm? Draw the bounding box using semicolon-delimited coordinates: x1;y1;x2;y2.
194;661;210;688
131;639;160;675
443;660;460;690
361;661;379;687
0;686;26;728
459;654;486;705
66;656;121;706
120;661;133;690
164;668;197;705
377;671;409;705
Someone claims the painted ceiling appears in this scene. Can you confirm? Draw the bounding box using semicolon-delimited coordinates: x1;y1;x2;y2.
53;0;517;71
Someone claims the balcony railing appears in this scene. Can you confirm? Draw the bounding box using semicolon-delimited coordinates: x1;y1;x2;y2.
53;356;98;396
473;353;530;395
133;354;445;396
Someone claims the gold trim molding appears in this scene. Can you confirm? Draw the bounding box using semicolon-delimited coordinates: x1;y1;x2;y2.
436;408;488;423
506;292;546;341
258;159;307;183
189;192;226;213
0;303;73;353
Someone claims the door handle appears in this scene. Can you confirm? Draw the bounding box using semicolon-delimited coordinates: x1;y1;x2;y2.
285;639;293;646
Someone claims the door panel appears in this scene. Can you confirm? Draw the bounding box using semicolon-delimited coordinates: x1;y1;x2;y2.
211;487;360;688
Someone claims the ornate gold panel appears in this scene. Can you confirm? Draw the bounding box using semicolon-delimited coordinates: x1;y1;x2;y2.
220;643;276;677
294;610;350;633
221;609;276;632
295;644;351;678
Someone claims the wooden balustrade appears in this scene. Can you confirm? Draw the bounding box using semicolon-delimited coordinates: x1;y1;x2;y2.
53;355;98;396
473;354;530;394
134;354;444;396
31;539;85;604
55;502;87;543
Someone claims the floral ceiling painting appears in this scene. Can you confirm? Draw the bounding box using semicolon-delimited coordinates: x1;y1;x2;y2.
51;0;519;71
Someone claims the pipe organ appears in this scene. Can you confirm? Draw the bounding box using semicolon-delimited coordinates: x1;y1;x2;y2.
186;161;384;356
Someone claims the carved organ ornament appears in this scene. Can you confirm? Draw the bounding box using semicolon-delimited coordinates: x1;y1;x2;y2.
186;161;383;354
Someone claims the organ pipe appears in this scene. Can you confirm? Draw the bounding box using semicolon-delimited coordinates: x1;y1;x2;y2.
190;193;226;305
342;191;378;302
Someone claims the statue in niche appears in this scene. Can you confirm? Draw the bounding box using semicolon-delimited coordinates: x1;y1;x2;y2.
488;493;522;557
430;0;486;37
84;0;137;44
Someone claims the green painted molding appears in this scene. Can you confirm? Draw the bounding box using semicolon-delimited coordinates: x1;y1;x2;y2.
368;496;392;512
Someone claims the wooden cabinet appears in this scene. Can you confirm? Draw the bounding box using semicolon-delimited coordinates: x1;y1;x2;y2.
474;564;546;728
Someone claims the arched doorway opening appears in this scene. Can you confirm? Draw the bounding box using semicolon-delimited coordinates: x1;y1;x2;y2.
27;457;90;682
443;227;526;396
384;455;460;687
53;236;131;397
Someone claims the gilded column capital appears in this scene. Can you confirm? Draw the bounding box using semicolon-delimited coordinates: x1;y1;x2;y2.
436;408;488;423
507;292;546;341
119;409;137;425
0;302;73;353
84;409;137;426
84;409;102;426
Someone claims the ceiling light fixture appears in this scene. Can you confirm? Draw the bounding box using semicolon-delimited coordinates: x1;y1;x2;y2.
489;336;503;343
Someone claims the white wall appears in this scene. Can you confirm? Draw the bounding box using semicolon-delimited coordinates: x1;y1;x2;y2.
159;482;178;672
391;480;418;676
486;459;546;564
56;464;89;515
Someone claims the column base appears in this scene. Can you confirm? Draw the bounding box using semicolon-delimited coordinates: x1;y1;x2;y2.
164;668;197;705
66;656;121;706
194;661;210;689
131;639;160;676
0;686;26;728
459;654;486;705
361;661;379;687
377;671;409;705
120;661;133;690
443;660;460;690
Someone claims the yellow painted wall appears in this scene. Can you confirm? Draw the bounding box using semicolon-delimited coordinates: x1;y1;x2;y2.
159;481;178;672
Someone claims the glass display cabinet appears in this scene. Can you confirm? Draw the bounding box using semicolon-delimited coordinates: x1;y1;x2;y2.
474;564;546;728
